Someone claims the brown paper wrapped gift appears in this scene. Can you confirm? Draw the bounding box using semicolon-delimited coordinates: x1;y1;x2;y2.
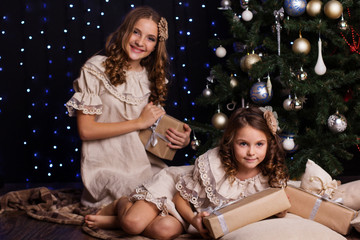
139;114;184;160
203;188;291;239
285;185;359;235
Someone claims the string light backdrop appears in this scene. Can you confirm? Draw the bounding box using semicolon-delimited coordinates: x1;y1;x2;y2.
0;0;227;183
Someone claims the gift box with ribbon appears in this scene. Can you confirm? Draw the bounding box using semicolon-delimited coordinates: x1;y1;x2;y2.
139;114;184;160
285;185;359;235
203;188;291;239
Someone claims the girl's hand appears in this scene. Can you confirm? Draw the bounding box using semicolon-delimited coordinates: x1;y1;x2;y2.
137;102;165;129
166;123;191;149
190;211;210;239
275;210;287;218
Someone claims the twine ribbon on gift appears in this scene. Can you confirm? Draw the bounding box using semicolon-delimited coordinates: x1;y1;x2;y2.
308;176;338;197
144;116;170;149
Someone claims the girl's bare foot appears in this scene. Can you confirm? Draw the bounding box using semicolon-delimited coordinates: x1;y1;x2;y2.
97;198;120;216
85;214;120;229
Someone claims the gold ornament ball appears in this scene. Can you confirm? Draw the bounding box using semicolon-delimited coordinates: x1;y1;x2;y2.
244;54;261;71
230;76;239;88
240;56;248;72
324;0;343;19
212;112;228;130
306;0;322;17
292;37;311;55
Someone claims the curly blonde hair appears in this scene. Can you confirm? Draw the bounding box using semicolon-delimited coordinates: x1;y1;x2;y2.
219;107;289;187
103;6;169;106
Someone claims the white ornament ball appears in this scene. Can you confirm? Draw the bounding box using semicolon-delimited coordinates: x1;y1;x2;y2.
241;9;253;21
327;112;347;133
221;0;232;9
282;137;295;151
216;45;227;58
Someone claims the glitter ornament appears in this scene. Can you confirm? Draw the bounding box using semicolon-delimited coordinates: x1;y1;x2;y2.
292;32;311;55
250;81;273;104
215;45;227;58
284;0;307;17
327;111;347;133
241;8;253;21
324;0;343;19
212;110;228;130
306;0;322;17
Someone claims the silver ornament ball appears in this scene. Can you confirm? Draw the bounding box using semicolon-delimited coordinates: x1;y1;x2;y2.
202;87;213;98
327;112;347;133
283;97;293;111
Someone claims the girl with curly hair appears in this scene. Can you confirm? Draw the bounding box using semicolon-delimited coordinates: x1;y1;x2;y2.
66;6;191;208
84;106;288;239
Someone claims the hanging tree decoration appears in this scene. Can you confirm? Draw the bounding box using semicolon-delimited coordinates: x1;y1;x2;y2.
306;0;322;17
212;105;229;130
297;66;308;80
324;0;343;19
202;73;214;97
292;30;311;55
314;33;327;75
218;0;232;10
274;8;285;56
190;130;201;151
250;78;273;104
215;45;227;58
283;0;307;17
242;8;253;22
338;14;349;31
327;111;347;133
283;94;293;111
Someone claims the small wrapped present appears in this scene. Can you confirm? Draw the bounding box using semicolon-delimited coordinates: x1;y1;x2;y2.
285;185;359;235
139;114;184;160
203;188;291;239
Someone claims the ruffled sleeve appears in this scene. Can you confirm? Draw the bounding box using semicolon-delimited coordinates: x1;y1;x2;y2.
66;56;105;117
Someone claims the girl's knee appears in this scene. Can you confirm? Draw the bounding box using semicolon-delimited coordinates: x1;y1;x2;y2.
120;214;146;235
146;217;183;239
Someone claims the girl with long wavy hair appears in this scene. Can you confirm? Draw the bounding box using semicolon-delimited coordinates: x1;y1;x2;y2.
84;106;288;239
66;6;191;208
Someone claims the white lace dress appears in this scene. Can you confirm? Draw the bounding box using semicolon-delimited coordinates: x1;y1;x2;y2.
130;147;270;229
66;55;167;207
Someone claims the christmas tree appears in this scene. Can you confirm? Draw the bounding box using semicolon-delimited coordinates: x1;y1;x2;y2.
190;0;360;178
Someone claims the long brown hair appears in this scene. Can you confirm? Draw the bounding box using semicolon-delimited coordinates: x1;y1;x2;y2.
104;6;169;106
219;107;289;187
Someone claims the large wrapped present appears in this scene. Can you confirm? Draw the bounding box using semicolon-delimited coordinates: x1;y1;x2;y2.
203;188;291;239
139;114;184;160
285;185;359;235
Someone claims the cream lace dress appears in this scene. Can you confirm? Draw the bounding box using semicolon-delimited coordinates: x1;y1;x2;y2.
130;147;270;229
66;55;167;207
